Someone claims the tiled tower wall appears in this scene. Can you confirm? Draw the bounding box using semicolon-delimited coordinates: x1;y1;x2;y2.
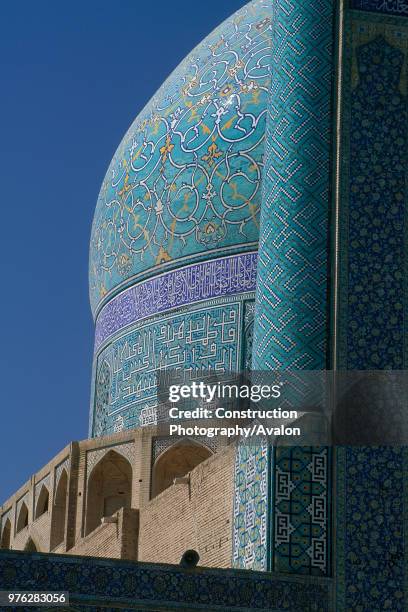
336;4;408;610
252;1;334;373
233;0;335;581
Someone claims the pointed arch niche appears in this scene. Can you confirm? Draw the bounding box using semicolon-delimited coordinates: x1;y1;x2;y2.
35;485;49;519
151;439;212;498
16;501;29;533
0;518;11;549
85;450;132;536
50;469;68;550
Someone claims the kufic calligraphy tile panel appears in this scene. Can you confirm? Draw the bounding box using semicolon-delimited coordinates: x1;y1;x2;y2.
92;298;255;437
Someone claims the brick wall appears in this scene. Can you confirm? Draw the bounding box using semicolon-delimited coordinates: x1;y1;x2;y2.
1;429;236;570
138;445;235;567
69;507;139;560
69;519;121;559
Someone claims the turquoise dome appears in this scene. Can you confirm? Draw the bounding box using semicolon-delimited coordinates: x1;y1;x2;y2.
89;0;272;316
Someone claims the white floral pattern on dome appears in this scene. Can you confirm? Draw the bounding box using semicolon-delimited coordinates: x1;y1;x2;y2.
89;0;273;316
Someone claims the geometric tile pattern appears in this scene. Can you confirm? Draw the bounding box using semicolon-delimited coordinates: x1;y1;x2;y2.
252;0;335;371
0;550;332;611
243;300;256;370
241;0;335;582
232;441;268;571
351;0;408;16
273;446;331;576
89;0;274;316
94;252;257;351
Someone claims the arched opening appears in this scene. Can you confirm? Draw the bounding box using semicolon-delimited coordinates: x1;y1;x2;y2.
85;450;132;536
35;485;49;519
50;470;68;550
16;502;28;533
24;537;38;552
151;440;212;498
0;518;11;549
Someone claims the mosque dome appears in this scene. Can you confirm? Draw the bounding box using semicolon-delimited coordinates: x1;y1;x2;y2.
89;0;272;317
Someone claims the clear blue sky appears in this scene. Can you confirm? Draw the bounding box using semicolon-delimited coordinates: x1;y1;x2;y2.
0;0;248;502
